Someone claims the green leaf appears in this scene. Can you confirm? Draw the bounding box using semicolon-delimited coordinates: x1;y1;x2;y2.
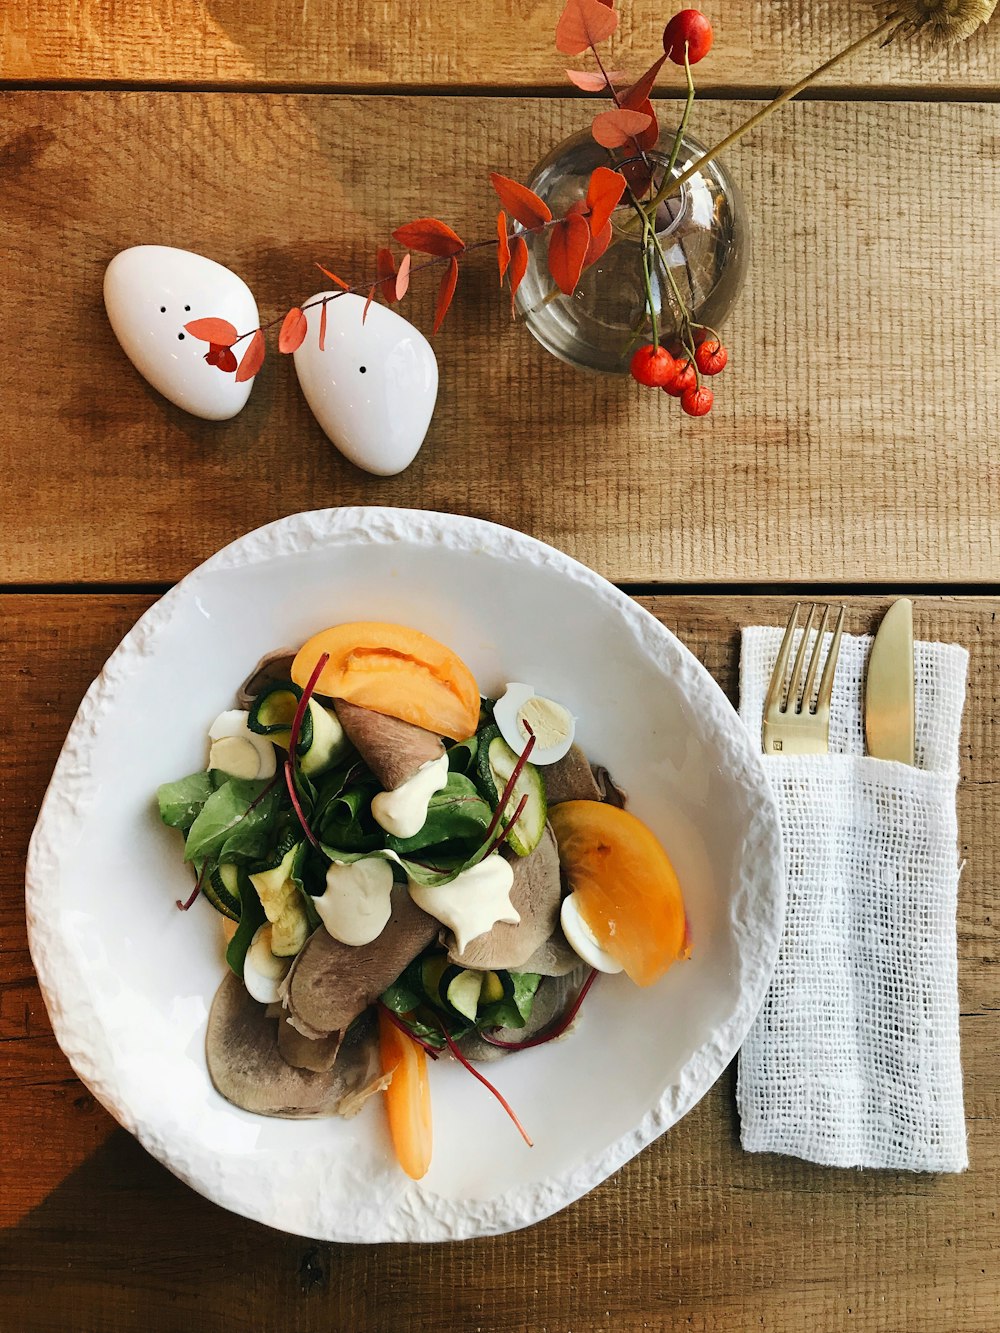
380;978;424;1016
478;972;542;1031
184;776;280;864
225;880;266;977
446;734;479;777
385;773;492;855
157;771;215;832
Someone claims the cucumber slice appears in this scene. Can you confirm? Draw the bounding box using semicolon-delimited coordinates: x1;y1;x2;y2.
474;725;547;857
247;681;347;777
205;862;243;921
441;966;484;1022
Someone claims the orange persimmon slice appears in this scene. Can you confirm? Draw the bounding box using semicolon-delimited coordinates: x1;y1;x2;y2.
378;1008;432;1181
290;621;480;740
548;801;688;988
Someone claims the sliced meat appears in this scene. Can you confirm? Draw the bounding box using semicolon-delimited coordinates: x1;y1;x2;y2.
332;698;445;790
592;764;627;808
515;926;585;977
207;971;354;1117
447;824;562;972
543;744;604;804
456;967;588;1064
276;1016;343;1072
236;649;297;711
285;885;438;1036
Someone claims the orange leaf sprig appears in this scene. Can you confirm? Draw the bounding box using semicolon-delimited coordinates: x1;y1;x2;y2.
185;167;626;380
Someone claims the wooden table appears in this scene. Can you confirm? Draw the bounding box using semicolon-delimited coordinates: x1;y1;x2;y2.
2;5;998;1329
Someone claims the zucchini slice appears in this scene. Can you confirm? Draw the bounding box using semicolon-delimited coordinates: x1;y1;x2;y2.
441;966;484;1023
247;680;348;777
249;843;309;956
205;862;243;921
480;969;513;1006
474;724;547;857
420;954;451;1010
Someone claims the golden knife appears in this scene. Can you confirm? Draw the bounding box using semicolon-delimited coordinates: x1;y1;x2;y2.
864;598;915;764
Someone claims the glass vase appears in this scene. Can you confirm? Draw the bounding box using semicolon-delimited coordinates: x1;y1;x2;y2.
515;129;749;374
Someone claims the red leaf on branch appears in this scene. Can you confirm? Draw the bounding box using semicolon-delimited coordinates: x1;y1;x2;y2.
392;217;464;256
376;246;399;303
395;253;412;300
433;257;459;334
363;285;376;323
315;263;350;290
184;316;238;346
565;67;626;91
585;219;613;266
235;329;265;382
497;210;511;284
621;54;666;109
585;165;626;235
205;343;238;373
555;0;618;56
489;173;552;230
634;97;659;151
278;307;308;354
548;213;591;295
318;300;328;351
508;235;528;316
621;157;655;195
591;107;652;149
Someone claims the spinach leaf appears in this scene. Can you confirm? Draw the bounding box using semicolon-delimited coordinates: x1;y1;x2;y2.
478;972;542;1031
317;781;382;852
157;771;215;832
225;880;266;977
184;776;280;864
385;773;492;855
446;734;479;777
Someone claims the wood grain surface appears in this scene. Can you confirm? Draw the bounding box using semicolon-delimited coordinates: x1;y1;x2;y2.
2;93;999;586
3;0;1000;92
3;592;996;1333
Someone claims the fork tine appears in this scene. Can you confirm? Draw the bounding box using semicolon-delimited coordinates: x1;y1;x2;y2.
785;603;816;713
766;603;800;713
801;604;830;713
816;604;846;713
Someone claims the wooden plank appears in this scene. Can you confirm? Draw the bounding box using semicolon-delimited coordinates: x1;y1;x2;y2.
2;93;999;586
2;591;997;1330
2;0;1000;92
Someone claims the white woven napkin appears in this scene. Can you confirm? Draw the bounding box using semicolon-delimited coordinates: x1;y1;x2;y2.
737;625;969;1172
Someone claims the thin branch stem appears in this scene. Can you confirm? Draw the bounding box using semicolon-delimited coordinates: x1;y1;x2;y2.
646;13;901;212
665;44;696;180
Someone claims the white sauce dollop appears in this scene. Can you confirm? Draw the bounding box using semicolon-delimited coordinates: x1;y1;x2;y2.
243;924;293;1003
407;855;519;953
316;857;395;946
370;754;449;839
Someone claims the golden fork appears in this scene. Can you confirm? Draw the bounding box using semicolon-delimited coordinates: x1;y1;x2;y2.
762;603;846;755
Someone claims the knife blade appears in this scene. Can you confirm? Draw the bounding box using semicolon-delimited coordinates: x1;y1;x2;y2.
864;598;915;764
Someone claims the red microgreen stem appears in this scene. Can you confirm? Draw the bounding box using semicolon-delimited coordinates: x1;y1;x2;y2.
284;652;330;852
439;1024;533;1147
479;968;600;1051
484;793;528;858
177;860;208;912
481;729;537;846
376;1002;441;1061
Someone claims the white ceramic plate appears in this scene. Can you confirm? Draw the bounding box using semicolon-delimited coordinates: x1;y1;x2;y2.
27;507;784;1242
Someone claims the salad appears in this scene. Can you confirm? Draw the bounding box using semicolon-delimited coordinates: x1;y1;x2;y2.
157;621;689;1178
